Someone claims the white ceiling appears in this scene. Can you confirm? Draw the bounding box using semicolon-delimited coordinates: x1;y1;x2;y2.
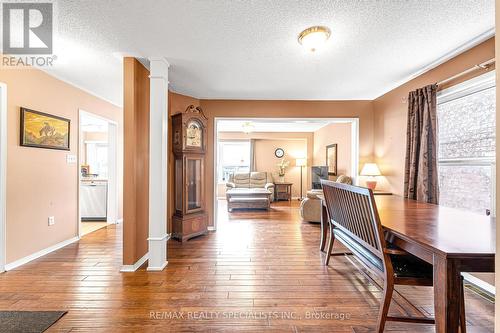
217;118;347;133
36;1;495;106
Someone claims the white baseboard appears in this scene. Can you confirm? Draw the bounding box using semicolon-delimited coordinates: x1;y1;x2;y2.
120;252;149;272
116;218;123;224
462;272;495;296
5;236;80;271
207;226;216;231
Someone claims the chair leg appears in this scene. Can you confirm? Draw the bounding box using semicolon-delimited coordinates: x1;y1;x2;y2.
460;276;466;333
376;281;394;333
324;223;335;266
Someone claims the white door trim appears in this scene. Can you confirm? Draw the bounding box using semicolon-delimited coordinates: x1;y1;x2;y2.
212;117;360;231
0;83;6;273
78;110;119;238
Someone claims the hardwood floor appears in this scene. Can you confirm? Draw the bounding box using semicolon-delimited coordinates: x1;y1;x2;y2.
80;221;107;236
0;200;494;332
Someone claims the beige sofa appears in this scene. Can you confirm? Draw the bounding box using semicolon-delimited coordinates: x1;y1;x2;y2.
226;172;275;211
300;175;352;223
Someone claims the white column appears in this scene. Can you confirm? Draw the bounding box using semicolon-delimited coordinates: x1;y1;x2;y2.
147;57;169;271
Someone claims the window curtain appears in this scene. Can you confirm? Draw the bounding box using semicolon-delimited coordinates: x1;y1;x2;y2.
249;139;256;172
404;84;439;204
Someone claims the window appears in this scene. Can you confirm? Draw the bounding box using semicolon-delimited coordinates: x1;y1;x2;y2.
437;72;495;215
86;142;108;178
217;141;251;182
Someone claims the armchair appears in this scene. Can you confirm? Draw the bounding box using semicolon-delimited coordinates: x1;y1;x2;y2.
299;175;352;223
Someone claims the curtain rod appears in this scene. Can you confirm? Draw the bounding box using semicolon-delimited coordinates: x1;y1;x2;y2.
437;58;495;86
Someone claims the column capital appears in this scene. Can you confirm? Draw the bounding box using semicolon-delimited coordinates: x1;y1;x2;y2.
149;57;170;79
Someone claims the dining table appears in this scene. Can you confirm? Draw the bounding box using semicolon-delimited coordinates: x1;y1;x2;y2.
319;193;496;333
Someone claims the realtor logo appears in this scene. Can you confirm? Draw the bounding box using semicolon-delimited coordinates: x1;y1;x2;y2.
2;3;53;54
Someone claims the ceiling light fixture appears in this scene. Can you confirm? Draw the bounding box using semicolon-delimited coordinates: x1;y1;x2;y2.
242;121;255;134
298;26;331;52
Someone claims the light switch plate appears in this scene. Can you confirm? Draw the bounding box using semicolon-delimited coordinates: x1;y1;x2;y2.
66;154;77;164
48;216;55;226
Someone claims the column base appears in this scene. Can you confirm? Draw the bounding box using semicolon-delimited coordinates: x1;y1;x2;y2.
147;234;168;271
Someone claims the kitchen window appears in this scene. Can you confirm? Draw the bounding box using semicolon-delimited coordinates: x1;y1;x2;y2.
437;71;495;216
86;142;109;179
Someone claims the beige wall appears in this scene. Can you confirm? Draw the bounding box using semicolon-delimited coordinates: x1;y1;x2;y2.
1;67;122;264
313;123;352;177
217;131;312;198
373;37;495;195
83;131;108;142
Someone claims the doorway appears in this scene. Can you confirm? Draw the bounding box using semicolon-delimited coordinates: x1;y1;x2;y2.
0;83;6;272
78;110;118;237
213;117;360;231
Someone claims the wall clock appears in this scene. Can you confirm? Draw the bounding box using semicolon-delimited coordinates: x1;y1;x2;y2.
274;148;285;158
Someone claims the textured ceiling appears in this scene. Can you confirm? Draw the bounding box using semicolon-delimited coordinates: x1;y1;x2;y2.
40;0;495;105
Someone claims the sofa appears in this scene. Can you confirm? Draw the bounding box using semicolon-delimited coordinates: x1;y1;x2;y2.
226;172;275;211
299;175;352;223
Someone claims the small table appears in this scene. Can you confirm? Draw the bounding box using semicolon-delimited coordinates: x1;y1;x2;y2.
274;182;293;201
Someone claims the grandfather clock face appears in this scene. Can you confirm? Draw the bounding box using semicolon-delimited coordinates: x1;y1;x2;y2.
186;120;202;147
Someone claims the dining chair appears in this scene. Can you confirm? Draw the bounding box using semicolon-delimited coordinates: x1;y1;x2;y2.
320;180;466;333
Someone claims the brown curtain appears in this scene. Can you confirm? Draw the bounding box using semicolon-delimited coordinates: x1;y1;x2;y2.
404;84;439;204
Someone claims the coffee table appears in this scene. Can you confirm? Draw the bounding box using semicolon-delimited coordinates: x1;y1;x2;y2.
226;188;272;212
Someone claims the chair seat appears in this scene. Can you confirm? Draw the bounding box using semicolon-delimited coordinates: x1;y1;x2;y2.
390;253;433;280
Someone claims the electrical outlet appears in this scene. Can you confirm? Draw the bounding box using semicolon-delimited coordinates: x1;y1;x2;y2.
48;216;55;226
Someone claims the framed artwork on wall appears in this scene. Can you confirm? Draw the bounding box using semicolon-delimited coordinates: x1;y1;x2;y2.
20;107;70;150
326;143;337;176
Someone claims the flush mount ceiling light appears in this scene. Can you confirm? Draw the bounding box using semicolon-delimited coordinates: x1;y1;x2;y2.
298;26;331;52
242;121;255;134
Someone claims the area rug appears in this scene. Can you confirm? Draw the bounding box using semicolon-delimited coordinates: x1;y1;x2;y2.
0;311;67;333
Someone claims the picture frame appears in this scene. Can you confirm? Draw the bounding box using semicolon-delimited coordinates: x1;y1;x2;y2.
20;107;70;150
326;143;337;176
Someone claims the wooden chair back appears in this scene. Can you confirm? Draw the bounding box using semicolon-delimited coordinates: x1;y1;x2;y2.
320;180;388;276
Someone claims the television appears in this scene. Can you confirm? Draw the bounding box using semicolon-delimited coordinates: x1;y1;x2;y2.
311;166;328;189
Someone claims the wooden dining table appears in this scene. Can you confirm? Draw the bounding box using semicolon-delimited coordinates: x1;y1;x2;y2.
319;194;495;333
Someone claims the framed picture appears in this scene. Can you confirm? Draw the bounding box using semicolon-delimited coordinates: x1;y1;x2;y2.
326;143;337;176
20;107;70;150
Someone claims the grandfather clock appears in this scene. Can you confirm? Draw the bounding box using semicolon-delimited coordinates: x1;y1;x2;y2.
171;105;208;242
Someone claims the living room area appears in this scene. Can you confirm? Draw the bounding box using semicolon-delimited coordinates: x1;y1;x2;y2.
214;118;358;222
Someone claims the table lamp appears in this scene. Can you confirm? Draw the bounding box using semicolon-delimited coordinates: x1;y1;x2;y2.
296;158;307;200
360;163;381;190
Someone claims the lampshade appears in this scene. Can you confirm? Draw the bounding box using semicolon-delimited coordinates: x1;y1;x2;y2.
360;163;381;176
296;158;307;167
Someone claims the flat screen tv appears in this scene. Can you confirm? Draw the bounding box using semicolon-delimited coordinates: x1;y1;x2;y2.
311;166;328;189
